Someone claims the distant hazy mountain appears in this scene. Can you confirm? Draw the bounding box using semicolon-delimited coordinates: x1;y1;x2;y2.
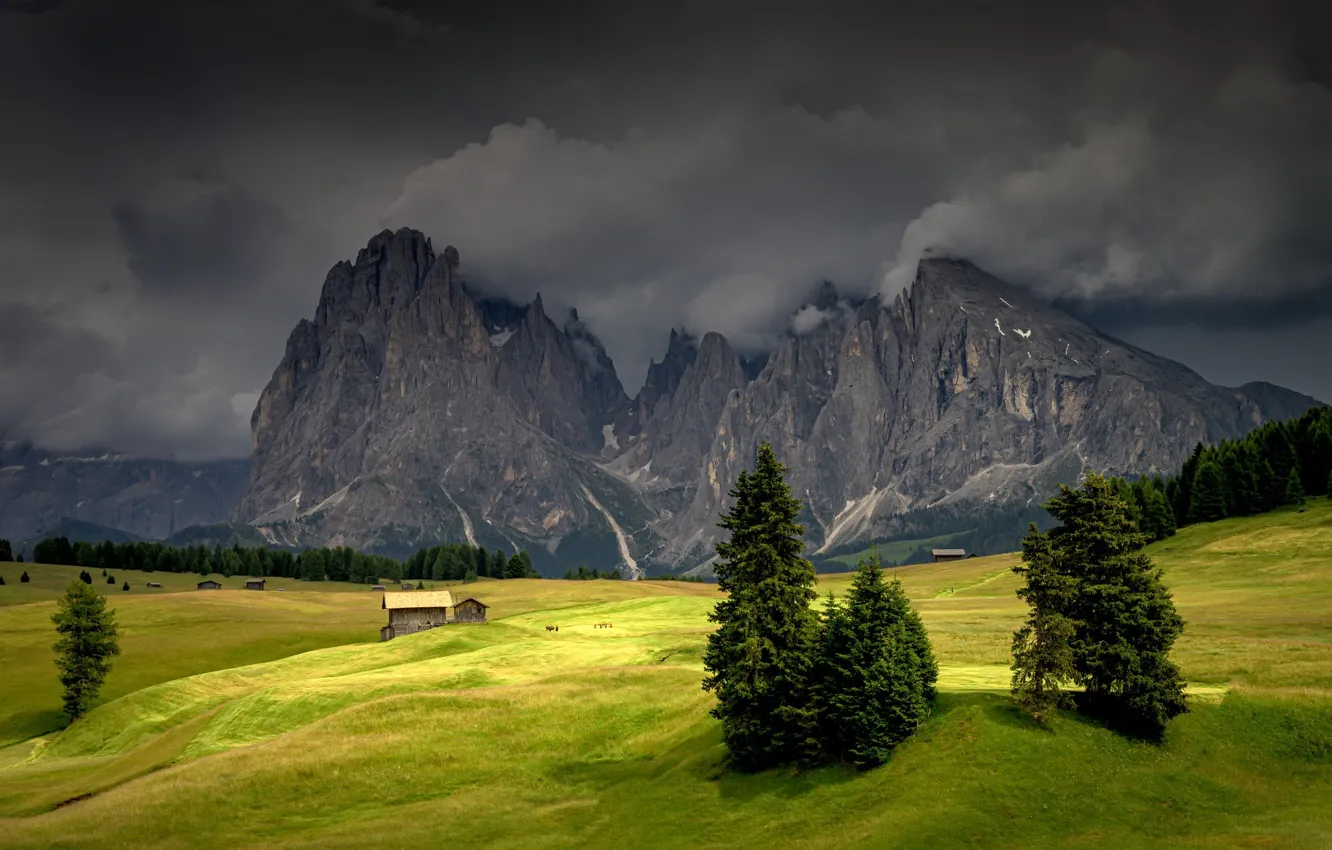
0;442;248;544
233;231;1322;572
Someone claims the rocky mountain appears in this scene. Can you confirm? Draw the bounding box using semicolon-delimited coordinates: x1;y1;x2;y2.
236;233;1321;574
0;442;248;543
647;258;1324;568
236;229;656;573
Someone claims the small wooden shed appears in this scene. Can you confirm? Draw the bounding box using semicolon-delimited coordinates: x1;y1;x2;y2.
931;549;968;562
197;580;222;590
452;597;489;624
245;578;266;590
371;584;386;591
401;583;415;590
146;581;163;588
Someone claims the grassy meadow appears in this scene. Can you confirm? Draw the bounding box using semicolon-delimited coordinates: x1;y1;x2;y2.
0;503;1329;847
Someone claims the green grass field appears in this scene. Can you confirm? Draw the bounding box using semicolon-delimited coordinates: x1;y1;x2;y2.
0;503;1330;847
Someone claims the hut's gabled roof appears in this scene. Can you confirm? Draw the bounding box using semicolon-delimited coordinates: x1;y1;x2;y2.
931;548;967;556
382;590;455;610
454;596;489;608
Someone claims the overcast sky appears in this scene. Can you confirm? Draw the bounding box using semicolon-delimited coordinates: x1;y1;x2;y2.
2;0;1330;460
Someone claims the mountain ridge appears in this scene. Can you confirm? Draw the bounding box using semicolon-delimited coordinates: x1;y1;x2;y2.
2;232;1322;571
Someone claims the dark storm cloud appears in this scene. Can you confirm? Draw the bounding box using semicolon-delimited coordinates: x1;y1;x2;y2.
1;0;1330;458
111;176;291;301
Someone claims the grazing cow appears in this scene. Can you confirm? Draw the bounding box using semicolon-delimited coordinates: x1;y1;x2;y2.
545;625;556;632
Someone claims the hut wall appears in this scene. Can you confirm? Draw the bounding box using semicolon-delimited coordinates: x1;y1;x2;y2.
389;607;451;628
453;601;487;623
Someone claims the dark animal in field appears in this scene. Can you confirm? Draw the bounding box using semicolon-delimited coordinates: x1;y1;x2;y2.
545;625;559;632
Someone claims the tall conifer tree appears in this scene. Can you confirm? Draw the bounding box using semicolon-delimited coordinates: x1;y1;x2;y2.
1010;523;1077;722
1284;468;1307;506
1189;460;1229;524
1043;473;1187;739
702;442;819;771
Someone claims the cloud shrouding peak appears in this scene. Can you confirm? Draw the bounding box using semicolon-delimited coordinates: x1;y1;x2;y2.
0;0;1329;458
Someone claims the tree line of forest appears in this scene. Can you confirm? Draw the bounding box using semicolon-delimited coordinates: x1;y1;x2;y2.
561;565;623;580
704;444;1188;775
19;537;542;584
1096;404;1332;545
402;544;542;581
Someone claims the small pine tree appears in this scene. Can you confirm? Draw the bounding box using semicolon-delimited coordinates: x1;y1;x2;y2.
79;570;92;585
122;581;129;591
814;549;936;768
101;568;107;577
1010;523;1077;722
106;575;115;585
702;443;820;772
1285;468;1307;506
0;575;5;585
0;538;12;561
1188;460;1229;524
21;571;30;583
51;580;121;721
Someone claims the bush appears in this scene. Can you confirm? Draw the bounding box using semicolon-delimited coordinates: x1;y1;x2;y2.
20;571;29;583
106;575;115;585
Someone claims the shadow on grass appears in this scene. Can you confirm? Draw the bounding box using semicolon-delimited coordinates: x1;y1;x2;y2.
0;708;66;749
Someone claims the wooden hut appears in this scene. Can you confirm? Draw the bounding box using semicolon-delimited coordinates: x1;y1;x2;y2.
379;591;488;641
401;583;415;591
146;581;163;588
371;584;386;591
452;597;489;624
931;548;968;562
197;580;222;590
244;578;266;590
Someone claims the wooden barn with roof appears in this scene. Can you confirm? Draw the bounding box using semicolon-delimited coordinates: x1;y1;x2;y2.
380;590;489;641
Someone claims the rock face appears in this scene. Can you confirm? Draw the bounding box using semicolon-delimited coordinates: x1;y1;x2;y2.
648;258;1322;567
237;236;1321;573
0;442;248;543
237;229;655;572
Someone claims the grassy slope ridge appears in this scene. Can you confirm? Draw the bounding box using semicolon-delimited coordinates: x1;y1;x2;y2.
0;504;1329;847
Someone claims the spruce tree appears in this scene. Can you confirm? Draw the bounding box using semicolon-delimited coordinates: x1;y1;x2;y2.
1173;443;1205;525
814;549;936;768
0;538;12;561
51;579;121;721
504;553;527;579
1141;482;1176;541
122;581;129;591
1188;460;1229;524
1010;523;1077;722
702;443;820;771
0;575;5;585
1284;468;1307;506
21;571;29;583
1044;473;1187;739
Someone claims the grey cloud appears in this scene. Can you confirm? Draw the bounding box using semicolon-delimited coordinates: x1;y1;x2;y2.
112;177;292;301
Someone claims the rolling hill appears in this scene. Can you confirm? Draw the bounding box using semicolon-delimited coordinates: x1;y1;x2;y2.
0;500;1329;847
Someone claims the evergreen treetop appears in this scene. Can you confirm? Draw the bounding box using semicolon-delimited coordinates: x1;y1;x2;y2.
703;442;820;771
